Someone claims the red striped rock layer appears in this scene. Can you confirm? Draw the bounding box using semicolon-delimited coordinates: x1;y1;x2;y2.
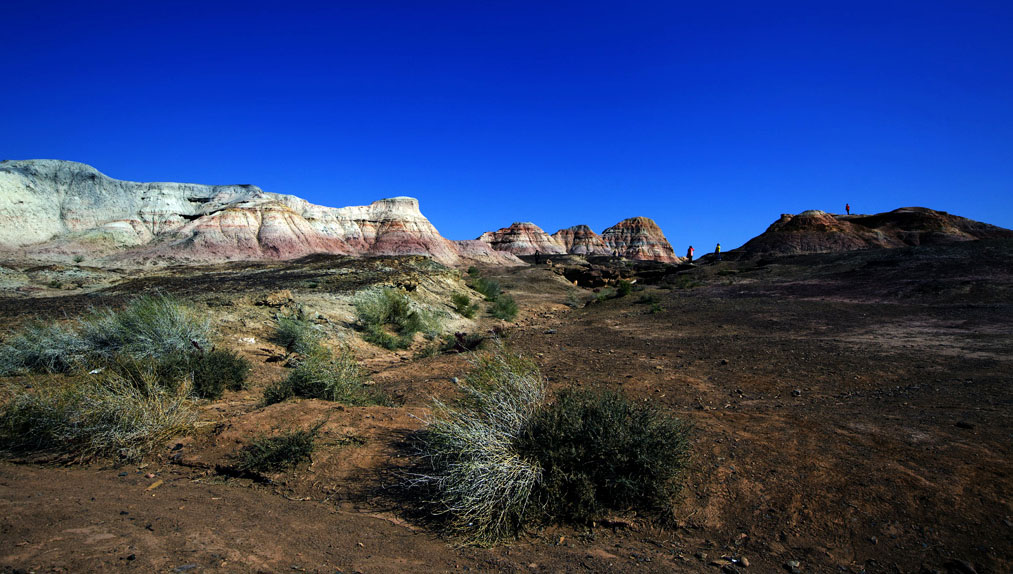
600;217;679;263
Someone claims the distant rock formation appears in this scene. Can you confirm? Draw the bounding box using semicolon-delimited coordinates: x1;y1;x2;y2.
552;225;611;256
601;217;679;263
0;160;519;266
477;222;567;256
738;207;1013;256
477;218;680;263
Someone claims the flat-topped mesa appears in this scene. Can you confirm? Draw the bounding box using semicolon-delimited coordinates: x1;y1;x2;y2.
0;159;522;266
477;222;566;256
552;225;611;256
738;207;1013;256
601;217;679;263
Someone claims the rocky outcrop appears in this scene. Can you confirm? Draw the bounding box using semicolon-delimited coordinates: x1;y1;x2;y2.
738;207;1013;256
601;217;679;263
551;225;610;256
477;222;566;256
477;219;680;263
0;159;521;266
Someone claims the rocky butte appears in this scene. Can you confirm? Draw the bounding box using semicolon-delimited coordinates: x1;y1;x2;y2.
478;218;680;263
0;160;518;266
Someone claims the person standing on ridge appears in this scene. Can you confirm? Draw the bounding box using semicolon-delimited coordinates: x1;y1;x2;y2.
715;243;722;261
686;245;694;263
846;203;851;215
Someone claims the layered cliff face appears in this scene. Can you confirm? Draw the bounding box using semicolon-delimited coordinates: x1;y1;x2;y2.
477;222;567;256
552;225;610;256
476;218;680;262
738;207;1013;256
0;160;520;266
601;217;679;263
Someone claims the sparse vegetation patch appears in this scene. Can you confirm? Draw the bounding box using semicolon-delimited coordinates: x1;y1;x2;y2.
0;371;197;461
354;287;439;350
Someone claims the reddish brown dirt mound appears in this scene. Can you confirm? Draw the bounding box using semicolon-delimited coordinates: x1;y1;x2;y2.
738;207;1013;257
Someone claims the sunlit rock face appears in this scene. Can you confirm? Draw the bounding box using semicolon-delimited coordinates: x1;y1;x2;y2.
552;225;611;256
0;159;522;266
477;222;567;256
601;217;679;263
737;207;1013;256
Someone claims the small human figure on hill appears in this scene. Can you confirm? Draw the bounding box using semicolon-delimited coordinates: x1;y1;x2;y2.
715;243;722;261
686;245;694;263
846;203;851;215
534;250;542;264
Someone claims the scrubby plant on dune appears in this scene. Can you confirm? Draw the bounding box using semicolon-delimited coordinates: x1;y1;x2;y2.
409;348;691;543
78;294;213;360
354;287;440;350
0;370;198;461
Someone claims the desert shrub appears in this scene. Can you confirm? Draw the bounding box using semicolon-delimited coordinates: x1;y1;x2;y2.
103;348;250;400
233;426;319;474
79;294;212;360
263;347;385;406
0;371;197;461
410;350;691;543
490;295;518;321
0;321;89;375
616;279;634;297
648;302;664;314
635;293;658;305
452;293;479;318
272;314;325;356
595;286;617;302
411;350;545;543
517;389;691;524
472;277;502;301
354;287;439;350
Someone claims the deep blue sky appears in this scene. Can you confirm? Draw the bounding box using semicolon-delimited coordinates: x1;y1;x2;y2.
2;1;1011;251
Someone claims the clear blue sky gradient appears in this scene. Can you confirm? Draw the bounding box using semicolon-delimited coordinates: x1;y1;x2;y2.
2;1;1011;252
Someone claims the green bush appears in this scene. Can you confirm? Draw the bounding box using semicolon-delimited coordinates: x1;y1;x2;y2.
410;350;691;543
233;426;319;474
595;286;617;302
452;293;479;319
517;389;690;524
103;348;250;400
263;347;385;406
79;294;212;360
354;287;439;350
473;277;502;301
490;295;518;321
0;371;197;461
616;280;634;297
272;315;324;356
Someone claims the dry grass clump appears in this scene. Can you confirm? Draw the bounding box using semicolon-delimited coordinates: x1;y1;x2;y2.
410;350;545;543
232;426;320;474
263;313;386;406
0;370;197;461
0;294;214;376
354;287;440;350
409;348;691;544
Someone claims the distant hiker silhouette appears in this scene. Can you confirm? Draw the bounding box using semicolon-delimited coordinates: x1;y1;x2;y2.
686;245;694;263
846;203;851;215
715;243;722;261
